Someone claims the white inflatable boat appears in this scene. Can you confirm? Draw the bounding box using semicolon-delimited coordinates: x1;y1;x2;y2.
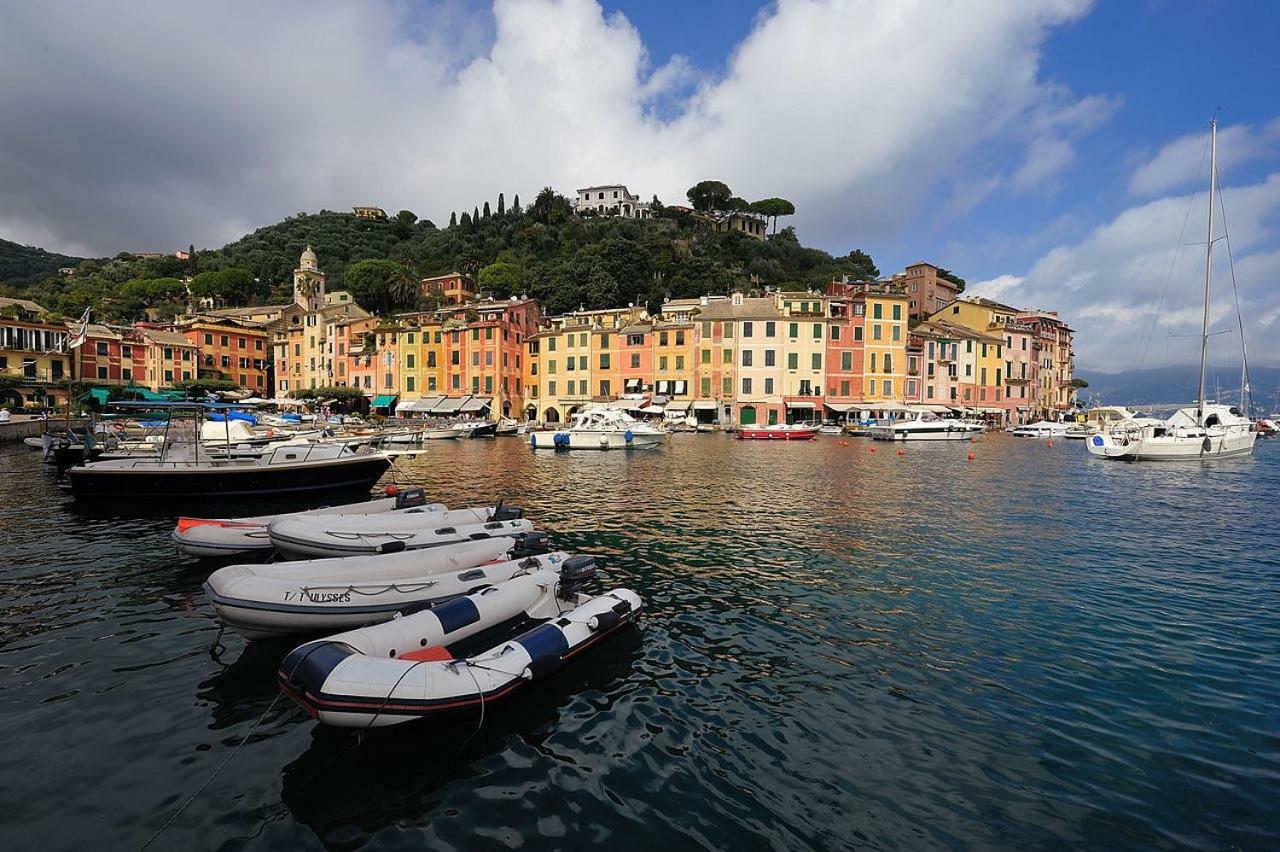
205;543;570;639
268;505;527;559
173;487;441;558
277;561;641;727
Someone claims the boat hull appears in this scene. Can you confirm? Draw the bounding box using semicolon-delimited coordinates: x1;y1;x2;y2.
1086;430;1257;461
869;425;980;441
529;430;664;449
736;427;818;441
65;455;391;499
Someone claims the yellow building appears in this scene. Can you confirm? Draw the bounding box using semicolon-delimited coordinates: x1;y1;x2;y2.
0;297;73;409
775;292;829;421
526;307;645;423
857;288;909;402
136;327;197;390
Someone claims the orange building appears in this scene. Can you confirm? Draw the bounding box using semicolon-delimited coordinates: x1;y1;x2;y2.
420;272;476;306
176;317;270;392
823;296;864;416
76;324;148;387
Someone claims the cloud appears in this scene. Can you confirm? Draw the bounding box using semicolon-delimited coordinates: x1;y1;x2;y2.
989;170;1280;369
1128;118;1280;196
0;0;1106;260
968;274;1025;300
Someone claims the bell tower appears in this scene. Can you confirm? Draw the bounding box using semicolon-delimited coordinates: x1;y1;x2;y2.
293;245;325;312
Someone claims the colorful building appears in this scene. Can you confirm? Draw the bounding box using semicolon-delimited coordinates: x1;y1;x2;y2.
419;272;476;306
175;316;270;392
135;326;198;390
0;297;72;409
75;324;147;388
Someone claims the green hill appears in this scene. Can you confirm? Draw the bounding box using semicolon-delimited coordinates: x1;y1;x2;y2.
1;188;881;320
0;238;86;288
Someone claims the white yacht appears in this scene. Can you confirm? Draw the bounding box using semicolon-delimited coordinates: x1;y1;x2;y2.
1087;118;1256;462
1011;420;1072;438
529;407;666;450
868;409;984;441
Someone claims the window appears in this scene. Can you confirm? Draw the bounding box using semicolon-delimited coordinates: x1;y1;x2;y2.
427;351;436;368
406;376;416;392
579;333;587;347
485;351;493;367
873;325;882;341
599;354;611;370
870;353;877;372
97;366;108;379
892;304;901;321
204;333;213;345
741;377;752;394
485;327;494;341
485;376;493;393
892;326;901;342
701;349;711;365
787;353;798;370
764;350;775;367
841;352;852;371
764;377;774;394
451;351;460;366
660;332;669;346
742;322;753;338
627;334;644;346
883;379;891;395
659;356;668;370
578;356;586;370
840;380;850;396
163;347;173;360
406;354;415;369
854;327;863;341
741;350;753;367
813;323;822;339
723;349;732;364
548;380;557;396
122;368;132;380
788;322;798;338
675;356;684;370
812;353;821;370
831;326;840;341
873;303;883;319
676;331;685;345
122;345;132;358
96;341;108;356
238;337;247;349
220;335;229;347
765;322;776;338
630;354;640;368
701;321;712;337
548;359;556;374
255;339;263;351
164;369;173;383
548;338;556;352
723;377;731;395
884;354;893;373
724;323;734;339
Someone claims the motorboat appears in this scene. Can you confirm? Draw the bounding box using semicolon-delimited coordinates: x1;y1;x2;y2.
205;544;567;640
737;423;818;441
529;408;666;450
868;410;983;441
816;422;843;435
278;562;642;727
1086;404;1256;461
172;486;441;558
495;418;520;436
268;508;532;559
455;420;498;438
1011;421;1072;438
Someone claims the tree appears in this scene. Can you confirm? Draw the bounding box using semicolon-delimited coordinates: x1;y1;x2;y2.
686;180;733;212
937;268;966;293
749;198;796;234
771;226;799;245
189;267;255;304
530;186;572;223
512;194;521;215
726;196;751;212
460;211;472;228
497;193;505;216
392;209;417;239
172;377;243;396
483;201;491;219
449;211;457;228
473;206;480;223
478;261;524;298
344;258;417;314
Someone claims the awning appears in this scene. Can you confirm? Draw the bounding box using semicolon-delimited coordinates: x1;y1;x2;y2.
786;401;816;409
873;402;911;413
432;397;464;414
919;404;952;413
370;394;397;409
666;401;691;414
693;401;718;411
396;397;440;413
84;387;110;405
458;396;492;413
638;405;664;414
824;401;856;412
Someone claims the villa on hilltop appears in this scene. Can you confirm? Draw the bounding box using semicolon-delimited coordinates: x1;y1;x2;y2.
573;184;652;219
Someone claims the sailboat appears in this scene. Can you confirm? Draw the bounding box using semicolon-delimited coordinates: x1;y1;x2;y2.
1087;118;1257;462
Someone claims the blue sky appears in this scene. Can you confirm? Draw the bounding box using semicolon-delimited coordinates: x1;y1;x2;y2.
2;0;1277;367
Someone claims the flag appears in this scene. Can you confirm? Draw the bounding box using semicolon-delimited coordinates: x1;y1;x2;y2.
67;307;92;350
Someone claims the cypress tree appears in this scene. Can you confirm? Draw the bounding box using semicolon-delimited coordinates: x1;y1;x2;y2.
473;206;480;223
497;193;505;216
512;194;521;215
460;211;472;227
483;201;491;218
449;211;457;228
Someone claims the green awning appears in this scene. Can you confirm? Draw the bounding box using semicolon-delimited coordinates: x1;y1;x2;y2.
84;387;110;405
371;394;397;409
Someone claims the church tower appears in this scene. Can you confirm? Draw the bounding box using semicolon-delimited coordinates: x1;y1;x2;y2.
293;245;325;312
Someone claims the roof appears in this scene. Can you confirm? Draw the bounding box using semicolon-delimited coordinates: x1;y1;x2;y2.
80;323;121;339
964;296;1020;313
136;328;195;346
0;296;46;314
693;297;782;321
576;184;632;192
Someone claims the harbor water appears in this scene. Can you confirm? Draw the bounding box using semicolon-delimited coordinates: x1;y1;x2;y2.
1;434;1277;849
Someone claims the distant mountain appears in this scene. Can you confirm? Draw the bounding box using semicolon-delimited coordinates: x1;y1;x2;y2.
0;238;85;286
1079;365;1280;412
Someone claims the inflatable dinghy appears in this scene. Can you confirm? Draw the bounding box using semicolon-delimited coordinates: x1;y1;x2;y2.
205;543;568;640
268;504;527;559
278;560;641;727
173;487;441;558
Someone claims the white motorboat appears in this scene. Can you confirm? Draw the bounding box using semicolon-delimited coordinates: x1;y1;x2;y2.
1011;421;1072;438
172;486;441;557
816;423;843;435
495;418;520;436
869;410;984;441
1086;120;1256;463
1086;405;1256;460
529;408;666;450
205;543;567;639
278;563;642;727
268;508;533;559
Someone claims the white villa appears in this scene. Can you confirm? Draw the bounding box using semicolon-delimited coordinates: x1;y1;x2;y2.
573;184;652;218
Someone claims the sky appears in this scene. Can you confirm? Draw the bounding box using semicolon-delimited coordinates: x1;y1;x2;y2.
1;0;1277;370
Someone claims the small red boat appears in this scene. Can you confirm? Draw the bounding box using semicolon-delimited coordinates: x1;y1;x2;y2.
736;423;818;441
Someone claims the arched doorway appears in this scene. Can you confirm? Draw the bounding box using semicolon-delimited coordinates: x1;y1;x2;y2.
739;406;756;425
543;407;560;424
525;405;537;422
502;401;511;418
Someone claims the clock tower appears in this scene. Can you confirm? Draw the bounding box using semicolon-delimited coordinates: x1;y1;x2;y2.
293;245;325;312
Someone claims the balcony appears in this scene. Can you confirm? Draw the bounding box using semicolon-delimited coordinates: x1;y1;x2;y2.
2;368;65;385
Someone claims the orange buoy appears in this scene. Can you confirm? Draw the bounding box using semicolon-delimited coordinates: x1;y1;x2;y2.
869;447;876;453
385;484;400;496
838;440;849;447
897;449;905;456
1047;441;1054;448
967;452;975;460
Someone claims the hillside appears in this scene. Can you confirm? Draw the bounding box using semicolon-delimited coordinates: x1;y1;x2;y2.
0;238;85;288
1078;365;1280;411
0;187;880;321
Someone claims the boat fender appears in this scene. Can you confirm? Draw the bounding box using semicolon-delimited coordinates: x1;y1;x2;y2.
433;596;482;634
610;599;633;615
589;610;623;632
516;623;569;681
624;430;633;443
529;433;537;446
280;641;356;693
1202;437;1212;453
375;540;407;555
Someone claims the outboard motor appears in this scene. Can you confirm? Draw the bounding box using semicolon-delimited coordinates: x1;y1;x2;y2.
556;555;597;600
490;499;523;522
511;530;549;557
394;487;428;509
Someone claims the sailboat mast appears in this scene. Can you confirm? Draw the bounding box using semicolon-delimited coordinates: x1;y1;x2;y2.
1196;118;1216;426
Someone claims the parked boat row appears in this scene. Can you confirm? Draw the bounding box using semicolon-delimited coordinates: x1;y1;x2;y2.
179;489;641;728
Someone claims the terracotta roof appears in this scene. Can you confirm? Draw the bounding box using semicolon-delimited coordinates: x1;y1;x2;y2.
137;327;195;346
0;296;46;314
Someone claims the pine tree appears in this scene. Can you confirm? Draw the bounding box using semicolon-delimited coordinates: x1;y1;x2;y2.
512;194;521;215
449;211;457;228
473;206;480;223
497;193;505;216
483;201;491;219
